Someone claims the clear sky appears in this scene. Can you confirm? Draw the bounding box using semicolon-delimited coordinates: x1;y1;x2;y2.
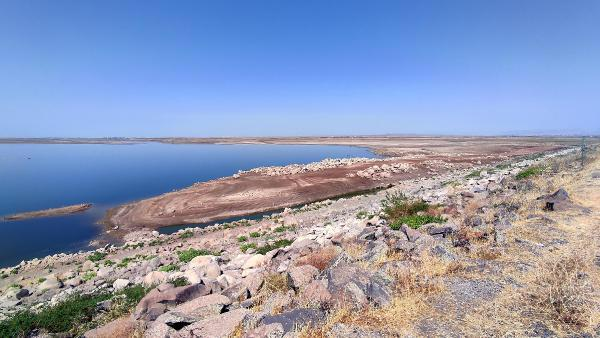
0;0;598;137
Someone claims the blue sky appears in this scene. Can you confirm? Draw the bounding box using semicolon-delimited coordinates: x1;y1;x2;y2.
0;0;598;137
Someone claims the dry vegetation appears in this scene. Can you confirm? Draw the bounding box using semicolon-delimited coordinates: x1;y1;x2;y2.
301;149;600;336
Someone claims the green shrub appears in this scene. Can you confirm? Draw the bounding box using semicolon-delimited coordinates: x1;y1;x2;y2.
0;285;148;337
516;166;544;180
177;248;218;263
179;230;193;239
465;170;482;179
103;259;115;266
171;277;190;287
87;252;106;262
390;215;446;230
249;232;261;238
81;272;96;281
382;194;429;221
356;210;369;219
37;278;46;284
159;264;179;272
237;236;248;242
240;243;257;253
117;257;133;268
256;239;293;255
148;239;165;246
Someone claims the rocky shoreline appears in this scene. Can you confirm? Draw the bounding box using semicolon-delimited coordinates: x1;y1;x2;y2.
2;146;598;337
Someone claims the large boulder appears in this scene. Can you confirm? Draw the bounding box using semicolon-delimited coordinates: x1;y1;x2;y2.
133;283;210;321
38;274;62;291
261;308;325;333
84;317;137;338
242;254;268;269
170;294;231;318
188;255;218;269
143;271;168;287
177;308;250;338
112;279;130;291
287;265;319;290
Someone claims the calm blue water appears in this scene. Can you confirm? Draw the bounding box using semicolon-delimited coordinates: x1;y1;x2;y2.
0;143;374;267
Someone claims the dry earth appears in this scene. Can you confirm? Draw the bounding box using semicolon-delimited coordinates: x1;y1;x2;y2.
1;144;598;338
102;136;583;236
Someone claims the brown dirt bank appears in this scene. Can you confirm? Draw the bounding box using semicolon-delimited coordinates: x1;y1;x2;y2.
102;137;582;236
3;203;92;221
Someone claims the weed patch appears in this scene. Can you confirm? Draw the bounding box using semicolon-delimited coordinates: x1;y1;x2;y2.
516;166;544;180
177;248;218;263
87;252;106;262
256;239;293;255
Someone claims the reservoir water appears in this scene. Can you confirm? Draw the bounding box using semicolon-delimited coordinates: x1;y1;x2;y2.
0;143;374;267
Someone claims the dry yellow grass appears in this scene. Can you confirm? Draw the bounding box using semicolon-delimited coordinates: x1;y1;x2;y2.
295;246;339;271
461;150;600;336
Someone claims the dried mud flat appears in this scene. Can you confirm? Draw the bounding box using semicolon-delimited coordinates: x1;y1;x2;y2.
102;136;584;235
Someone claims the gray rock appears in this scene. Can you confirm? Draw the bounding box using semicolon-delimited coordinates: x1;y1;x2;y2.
177;308;249;337
222;282;250;302
133;283;210;321
38;274;62;291
112;278;130;291
244;323;285;338
170;294;231;318
394;240;416;253
401;224;421;242
287;265;319;290
261;308;325;333
15;288;30;299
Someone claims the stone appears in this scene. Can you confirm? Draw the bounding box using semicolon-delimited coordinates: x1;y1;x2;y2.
261;308;325;333
394;240;416;253
82;260;95;271
203;262;222;278
97;267;113;279
188;255;218;269
178;308;249;338
133;283;210;320
242;254;268;269
65;277;82;287
38;274;62;291
216;274;238;289
171;294;231;318
401;224;421;242
365;278;393;307
112;278;130;291
143;271;168;287
84;317;136;338
244;323;285;338
301;279;332;305
222;282;250;302
15;288;30;300
428;226;453;237
362;242;389;262
287;265;319;290
183;269;204;285
241;272;265;296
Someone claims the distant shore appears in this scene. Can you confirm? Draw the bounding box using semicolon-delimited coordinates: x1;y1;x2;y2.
100;136;586;236
3;203;92;221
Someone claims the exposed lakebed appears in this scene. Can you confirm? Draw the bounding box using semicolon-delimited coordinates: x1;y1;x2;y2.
0;143;374;267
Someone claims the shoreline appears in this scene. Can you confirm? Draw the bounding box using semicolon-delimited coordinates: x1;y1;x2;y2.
100;139;575;237
2;203;92;221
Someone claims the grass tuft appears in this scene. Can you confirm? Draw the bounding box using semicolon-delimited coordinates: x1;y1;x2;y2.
177;248;218;263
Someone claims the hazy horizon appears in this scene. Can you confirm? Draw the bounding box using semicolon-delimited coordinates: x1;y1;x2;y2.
1;1;599;137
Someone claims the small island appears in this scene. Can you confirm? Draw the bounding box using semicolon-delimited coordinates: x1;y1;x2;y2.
3;203;92;221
